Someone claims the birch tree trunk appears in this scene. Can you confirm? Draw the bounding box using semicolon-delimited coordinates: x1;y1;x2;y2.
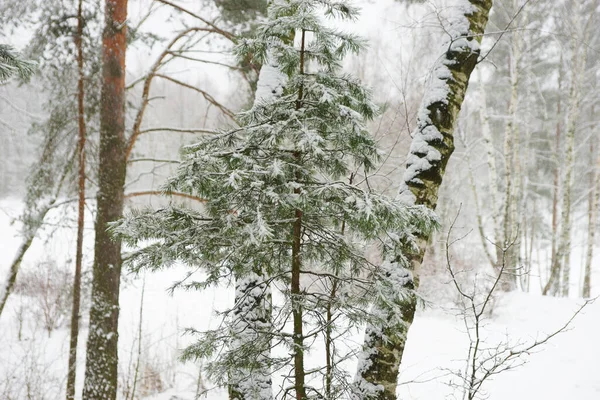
82;0;128;399
582;106;598;298
353;1;493;399
501;8;523;290
545;7;590;297
544;52;564;294
479;74;503;267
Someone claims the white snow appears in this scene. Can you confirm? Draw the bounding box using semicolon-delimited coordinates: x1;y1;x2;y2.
1;199;599;399
254;55;287;102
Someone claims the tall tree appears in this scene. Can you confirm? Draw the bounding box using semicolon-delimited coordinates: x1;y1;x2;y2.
114;1;434;398
543;1;596;296
82;0;128;399
228;21;291;400
582;124;599;298
0;0;103;320
353;1;493;398
66;0;88;398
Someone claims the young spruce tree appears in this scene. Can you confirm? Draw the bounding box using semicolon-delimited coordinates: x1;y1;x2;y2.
114;1;435;399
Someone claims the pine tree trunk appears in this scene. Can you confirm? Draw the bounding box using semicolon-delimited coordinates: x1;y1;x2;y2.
353;2;493;399
66;1;87;398
290;28;307;400
82;1;128;399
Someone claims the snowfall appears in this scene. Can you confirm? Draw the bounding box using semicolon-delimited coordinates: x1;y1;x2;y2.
1;197;599;400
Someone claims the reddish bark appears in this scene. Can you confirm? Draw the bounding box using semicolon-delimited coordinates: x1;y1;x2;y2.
82;0;128;399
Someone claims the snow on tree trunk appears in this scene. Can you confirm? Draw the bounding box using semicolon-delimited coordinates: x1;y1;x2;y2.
353;1;492;398
229;52;287;400
229;273;274;400
82;0;128;399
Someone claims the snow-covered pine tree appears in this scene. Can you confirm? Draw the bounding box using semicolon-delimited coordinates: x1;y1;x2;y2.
114;1;435;398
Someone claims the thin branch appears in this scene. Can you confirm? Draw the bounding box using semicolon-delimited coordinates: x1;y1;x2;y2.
154;0;236;42
139;127;219;135
154;74;236;120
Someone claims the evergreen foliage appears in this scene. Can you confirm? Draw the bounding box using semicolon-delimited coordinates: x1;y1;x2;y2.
114;0;436;397
214;0;268;25
0;44;35;83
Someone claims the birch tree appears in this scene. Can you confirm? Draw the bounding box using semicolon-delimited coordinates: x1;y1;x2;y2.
543;1;596;296
353;1;493;398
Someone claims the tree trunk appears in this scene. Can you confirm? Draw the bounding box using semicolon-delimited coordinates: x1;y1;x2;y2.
66;1;87;398
549;23;588;298
353;2;493;399
82;0;128;399
582;106;598;298
501;13;522;290
479;74;503;268
228;38;291;400
546;53;563;295
290;28;307;400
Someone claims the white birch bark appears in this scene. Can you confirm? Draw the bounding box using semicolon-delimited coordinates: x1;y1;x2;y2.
479;75;503;267
555;11;589;297
582;135;599;298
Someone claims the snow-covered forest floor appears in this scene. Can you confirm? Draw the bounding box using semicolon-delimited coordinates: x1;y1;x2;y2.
1;199;598;400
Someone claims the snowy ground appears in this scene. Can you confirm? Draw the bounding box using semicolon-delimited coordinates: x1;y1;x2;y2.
1;199;599;400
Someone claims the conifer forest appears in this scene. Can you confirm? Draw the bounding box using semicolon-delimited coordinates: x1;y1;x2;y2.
1;1;599;399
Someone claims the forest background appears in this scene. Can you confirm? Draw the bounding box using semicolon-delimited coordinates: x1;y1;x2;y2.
0;0;598;399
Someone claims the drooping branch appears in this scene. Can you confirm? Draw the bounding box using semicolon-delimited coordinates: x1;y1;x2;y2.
0;149;75;318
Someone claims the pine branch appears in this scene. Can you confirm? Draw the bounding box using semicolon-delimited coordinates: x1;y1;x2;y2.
0;44;36;83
